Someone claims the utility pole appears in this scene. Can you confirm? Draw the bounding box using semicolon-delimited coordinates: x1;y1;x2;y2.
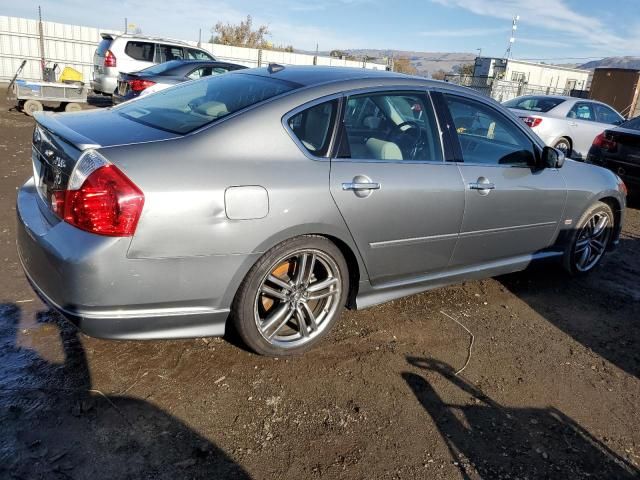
37;6;46;80
124;17;128;34
198;28;202;47
504;15;519;60
477;48;482;58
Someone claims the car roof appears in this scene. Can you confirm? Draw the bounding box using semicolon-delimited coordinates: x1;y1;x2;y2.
236;65;416;87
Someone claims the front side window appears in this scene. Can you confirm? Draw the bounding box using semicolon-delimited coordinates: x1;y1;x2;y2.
125;41;154;62
187;48;214;60
116;73;299;134
594;104;623;125
157;44;185;62
445;94;535;166
568;102;595;121
340;92;442;162
288;100;338;156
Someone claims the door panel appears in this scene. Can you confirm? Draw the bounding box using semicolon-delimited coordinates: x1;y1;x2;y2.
331;161;465;283
441;92;567;267
451;164;566;266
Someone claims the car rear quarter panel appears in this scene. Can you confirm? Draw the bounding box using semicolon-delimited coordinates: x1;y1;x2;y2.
97;92;366;304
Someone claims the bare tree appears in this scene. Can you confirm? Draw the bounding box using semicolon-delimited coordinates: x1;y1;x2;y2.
393;56;417;75
431;69;448;81
211;15;270;49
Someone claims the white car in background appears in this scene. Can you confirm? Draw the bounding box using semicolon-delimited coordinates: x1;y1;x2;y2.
503;95;625;159
91;33;215;96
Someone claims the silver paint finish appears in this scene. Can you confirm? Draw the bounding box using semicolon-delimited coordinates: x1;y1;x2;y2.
16;67;627;340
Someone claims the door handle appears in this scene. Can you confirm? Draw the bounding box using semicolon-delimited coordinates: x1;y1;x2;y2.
469;177;495;196
342;182;381;191
469;182;495;190
568;121;578;127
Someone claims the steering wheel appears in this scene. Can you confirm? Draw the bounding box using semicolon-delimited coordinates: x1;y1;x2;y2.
390;121;422;159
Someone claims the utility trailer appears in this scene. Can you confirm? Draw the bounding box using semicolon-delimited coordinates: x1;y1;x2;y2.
6;60;88;116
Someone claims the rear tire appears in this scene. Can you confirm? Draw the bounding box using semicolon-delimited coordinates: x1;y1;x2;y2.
563;201;614;275
553;137;572;158
232;236;349;356
23;99;43;116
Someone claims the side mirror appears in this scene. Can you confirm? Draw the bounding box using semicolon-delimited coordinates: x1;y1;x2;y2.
541;146;565;169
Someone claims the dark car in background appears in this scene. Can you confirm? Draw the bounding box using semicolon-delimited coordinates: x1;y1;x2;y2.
587;116;640;195
112;59;246;104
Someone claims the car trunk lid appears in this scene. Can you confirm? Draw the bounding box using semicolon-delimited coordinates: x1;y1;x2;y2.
602;127;640;183
31;109;179;210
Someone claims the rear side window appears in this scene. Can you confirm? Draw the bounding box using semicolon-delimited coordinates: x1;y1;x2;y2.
96;38;113;55
187;66;232;80
446;94;535;166
157;44;185;62
116;73;299;134
124;41;155;62
340;91;443;162
503;96;565;113
568;102;595;121
187;48;215;60
288;100;338;156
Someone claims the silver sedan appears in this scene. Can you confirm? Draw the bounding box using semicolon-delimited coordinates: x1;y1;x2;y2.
17;66;626;356
504;95;625;160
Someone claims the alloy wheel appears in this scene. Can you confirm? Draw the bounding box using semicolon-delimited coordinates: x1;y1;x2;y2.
573;212;611;272
253;249;342;348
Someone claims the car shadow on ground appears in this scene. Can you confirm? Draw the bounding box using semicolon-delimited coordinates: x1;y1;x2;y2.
498;235;640;380
403;356;639;479
0;304;251;480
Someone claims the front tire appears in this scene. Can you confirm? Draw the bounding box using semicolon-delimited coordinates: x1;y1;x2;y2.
232;236;349;356
563;201;614;275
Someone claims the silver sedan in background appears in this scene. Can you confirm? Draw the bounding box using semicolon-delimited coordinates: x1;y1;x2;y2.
504;95;625;160
17;67;626;356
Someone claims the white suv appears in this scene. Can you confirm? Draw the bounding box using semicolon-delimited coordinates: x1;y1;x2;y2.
91;33;215;95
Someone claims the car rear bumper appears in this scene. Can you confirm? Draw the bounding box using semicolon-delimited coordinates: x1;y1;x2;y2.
16;178;245;340
90;74;117;95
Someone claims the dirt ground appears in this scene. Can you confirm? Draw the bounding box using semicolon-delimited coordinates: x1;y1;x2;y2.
0;94;639;480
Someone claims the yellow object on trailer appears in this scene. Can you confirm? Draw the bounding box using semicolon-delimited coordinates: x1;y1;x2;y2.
59;67;83;84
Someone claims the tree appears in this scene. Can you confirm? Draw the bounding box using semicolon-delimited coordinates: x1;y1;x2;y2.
459;63;474;75
431;69;448;81
392;56;417;75
330;50;345;58
211;15;270;49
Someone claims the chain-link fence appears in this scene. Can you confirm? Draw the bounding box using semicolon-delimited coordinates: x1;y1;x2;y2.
443;74;588;103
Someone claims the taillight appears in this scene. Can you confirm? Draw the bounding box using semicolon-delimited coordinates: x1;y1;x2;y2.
522;116;543;128
104;49;117;67
592;132;617;150
128;79;156;92
51;150;144;237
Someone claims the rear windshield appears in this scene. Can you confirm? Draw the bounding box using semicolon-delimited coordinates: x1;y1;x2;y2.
621;116;640;131
115;73;300;134
96;37;113;56
503;96;566;112
139;60;184;76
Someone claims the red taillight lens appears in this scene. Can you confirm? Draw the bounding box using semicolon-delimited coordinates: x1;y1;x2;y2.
53;165;144;237
522;116;543;128
104;49;117;67
128;79;156;92
592;132;617;150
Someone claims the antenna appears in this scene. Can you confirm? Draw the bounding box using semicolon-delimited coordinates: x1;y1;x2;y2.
504;15;519;60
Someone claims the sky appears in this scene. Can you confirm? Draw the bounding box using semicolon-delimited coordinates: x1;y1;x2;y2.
4;0;640;61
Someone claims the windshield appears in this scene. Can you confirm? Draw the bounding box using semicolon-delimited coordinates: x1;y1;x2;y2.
503;96;566;113
115;73;300;134
138;60;185;76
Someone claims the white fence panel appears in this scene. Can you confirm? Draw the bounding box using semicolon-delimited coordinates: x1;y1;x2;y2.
1;15;386;82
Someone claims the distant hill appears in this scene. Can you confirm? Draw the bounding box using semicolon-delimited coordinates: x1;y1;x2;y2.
314;49;475;77
578;56;640;70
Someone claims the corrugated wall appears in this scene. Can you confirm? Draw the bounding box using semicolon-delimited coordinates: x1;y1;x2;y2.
0;15;384;83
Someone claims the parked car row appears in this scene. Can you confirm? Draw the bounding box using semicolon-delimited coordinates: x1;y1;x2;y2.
18;65;627;356
503;94;638;195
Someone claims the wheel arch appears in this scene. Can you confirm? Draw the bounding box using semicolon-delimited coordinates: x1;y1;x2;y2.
221;224;367;313
597;195;624;249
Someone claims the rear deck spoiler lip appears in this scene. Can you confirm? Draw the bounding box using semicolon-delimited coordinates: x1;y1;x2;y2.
33;111;101;150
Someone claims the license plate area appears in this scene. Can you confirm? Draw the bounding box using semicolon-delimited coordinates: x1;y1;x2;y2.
118;81;128;96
